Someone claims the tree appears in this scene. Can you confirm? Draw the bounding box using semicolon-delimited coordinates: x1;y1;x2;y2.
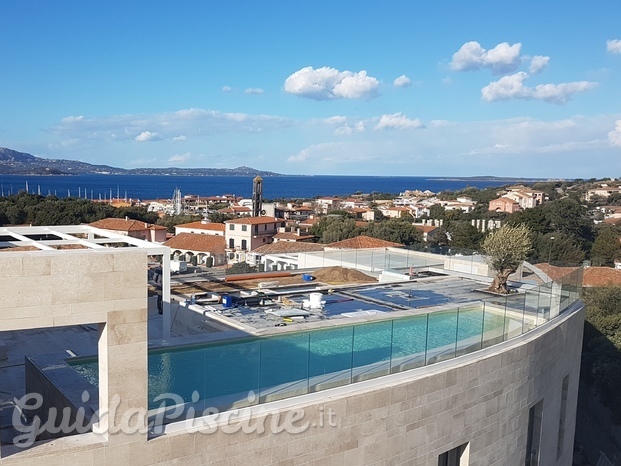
225;261;260;275
481;224;532;294
364;218;423;245
310;216;361;243
444;221;483;249
207;211;235;224
591;225;621;266
156;214;203;233
320;217;360;243
581;286;621;422
427;204;445;220
530;232;585;265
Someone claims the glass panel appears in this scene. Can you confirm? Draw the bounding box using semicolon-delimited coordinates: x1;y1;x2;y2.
391;314;428;372
560;282;571;313
504;293;526;340
455;305;485;356
202;340;260;411
259;333;310;403
481;301;506;348
149;347;206;411
537;283;552;326
308;326;354;392
352;320;393;382
426;310;458;364
523;289;540;333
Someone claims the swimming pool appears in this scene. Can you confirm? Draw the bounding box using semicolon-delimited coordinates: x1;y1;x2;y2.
70;305;517;413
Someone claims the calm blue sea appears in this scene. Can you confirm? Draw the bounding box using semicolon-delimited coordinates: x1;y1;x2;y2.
0;174;516;200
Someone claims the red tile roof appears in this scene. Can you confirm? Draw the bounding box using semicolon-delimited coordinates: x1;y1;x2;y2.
534;263;621;287
533;263;579;282
176;221;226;231
583;266;621;287
273;232;316;241
89;218;166;231
326;235;403;249
226;216;281;225
163;233;226;254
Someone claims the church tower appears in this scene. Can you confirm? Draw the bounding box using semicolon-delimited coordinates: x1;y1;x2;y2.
252;175;263;217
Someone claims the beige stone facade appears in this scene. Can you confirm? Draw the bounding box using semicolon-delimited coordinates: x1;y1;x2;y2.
0;246;584;465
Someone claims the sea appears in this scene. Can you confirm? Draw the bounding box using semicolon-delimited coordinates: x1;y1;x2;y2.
0;174;524;201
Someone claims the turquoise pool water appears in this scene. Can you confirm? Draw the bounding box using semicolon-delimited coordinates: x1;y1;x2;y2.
71;308;510;410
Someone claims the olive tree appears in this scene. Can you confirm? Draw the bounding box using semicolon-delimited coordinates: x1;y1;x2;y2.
481;224;532;294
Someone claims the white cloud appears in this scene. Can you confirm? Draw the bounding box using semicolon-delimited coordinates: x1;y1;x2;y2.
172;135;188;142
609;120;621;146
450;41;522;75
529;55;550;74
375;113;423;130
287;142;378;165
52;108;293;142
334;121;365;136
323;116;348;125
287;146;314;162
168;152;192;163
135;131;159;142
222;86;233;92
481;72;597;104
283;66;379;100
244;88;264;94
393;75;412;88
607;39;621;54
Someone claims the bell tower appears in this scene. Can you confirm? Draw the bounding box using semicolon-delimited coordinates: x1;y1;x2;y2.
252;175;263;217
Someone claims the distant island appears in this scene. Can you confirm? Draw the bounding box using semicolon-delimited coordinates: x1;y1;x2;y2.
0;147;556;183
0;147;282;177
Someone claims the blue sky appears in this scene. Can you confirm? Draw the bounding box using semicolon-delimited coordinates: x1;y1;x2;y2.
1;1;620;178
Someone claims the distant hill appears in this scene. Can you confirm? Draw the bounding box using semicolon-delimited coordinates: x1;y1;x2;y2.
0;147;282;177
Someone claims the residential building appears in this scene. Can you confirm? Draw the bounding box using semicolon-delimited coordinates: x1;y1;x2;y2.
217;205;252;216
585;186;621;201
379;205;413;219
88;217;168;242
489;196;521;213
224;216;285;263
315;197;341;214
174;220;226;236
414;225;440;242
163;233;226;266
272;227;316;243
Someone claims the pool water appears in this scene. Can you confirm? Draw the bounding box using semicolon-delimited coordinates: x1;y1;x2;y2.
71;308;510;411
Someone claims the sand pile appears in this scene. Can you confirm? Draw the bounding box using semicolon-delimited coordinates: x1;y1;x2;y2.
312;266;376;285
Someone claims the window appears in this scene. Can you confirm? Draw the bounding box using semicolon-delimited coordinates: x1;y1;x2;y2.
526;400;543;466
438;443;469;466
229;224;234;230
241;239;247;250
229;238;234;248
241;225;247;232
557;376;569;459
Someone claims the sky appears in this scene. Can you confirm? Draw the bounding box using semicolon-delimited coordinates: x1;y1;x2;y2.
1;1;620;178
